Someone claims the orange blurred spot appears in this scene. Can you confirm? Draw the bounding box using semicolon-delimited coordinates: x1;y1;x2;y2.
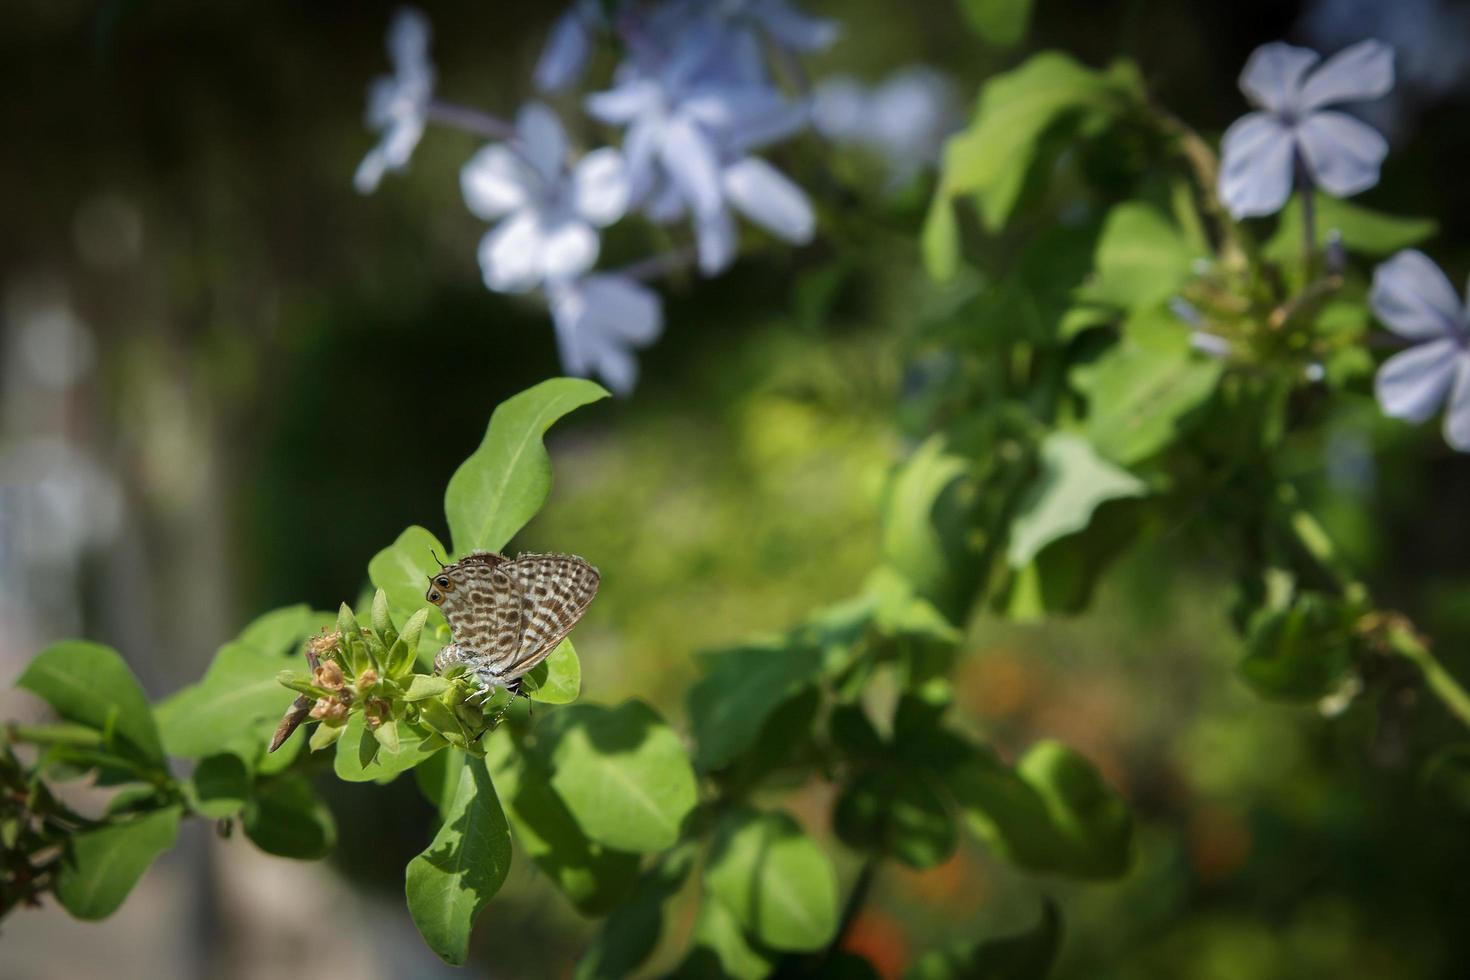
1187;804;1252;882
894;848;982;908
962;651;1038;718
842;912;909;980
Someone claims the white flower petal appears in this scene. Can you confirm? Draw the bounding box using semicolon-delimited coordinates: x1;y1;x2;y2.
387;8;432;72
354;147;388;195
540;220;600;283
1299;39;1395;112
1371;250;1466;340
811;76;867;139
1296;110;1387;197
548;274;663;396
660;115;725;217
534;8;593;92
722;157;815;243
1444;356;1470;451
1239;42;1320;113
1375;338;1459;422
585;79;661;125
1218;112;1296;218
643;178;687;224
696;207;738;276
479;212;545;293
460;144;535;220
582;275;664;344
516;103;568;183
572;148;631;226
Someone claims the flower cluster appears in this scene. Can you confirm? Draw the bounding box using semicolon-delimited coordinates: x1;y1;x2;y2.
353;4;953;395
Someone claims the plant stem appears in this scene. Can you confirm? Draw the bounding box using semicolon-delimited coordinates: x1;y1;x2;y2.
1299;170;1317;278
1387;625;1470;729
426;100;515;140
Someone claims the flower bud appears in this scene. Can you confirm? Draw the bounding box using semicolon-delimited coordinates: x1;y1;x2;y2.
309;630;343;657
356;668;380;693
313;661;346;691
309;697;348;722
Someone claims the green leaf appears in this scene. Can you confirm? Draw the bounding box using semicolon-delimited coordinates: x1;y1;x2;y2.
834;769;957;869
1073;307;1223;465
368;526;449;662
959;0;1036;46
334;712;445;783
371;588;393;639
1266;194;1438;260
405;755;512;966
1007;433;1147;567
444;378;609;554
576;844;697;980
187;753;250;819
522;639;582;704
670;896;777;980
237;604;321;657
945;739;1131;878
939;53;1142;229
881;435;983;621
414;746;465;820
906;900;1061;979
687;643;824;770
243;775;336;859
155;642;298;758
485;727;639;914
528;700;698;853
922;191;961;282
1238;591;1355;701
704;807;839;952
17;642;165;768
1077;203;1200;309
55;806;181;920
402;675;451;701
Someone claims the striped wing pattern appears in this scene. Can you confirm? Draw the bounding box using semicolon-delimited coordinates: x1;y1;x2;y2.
435;551;599;684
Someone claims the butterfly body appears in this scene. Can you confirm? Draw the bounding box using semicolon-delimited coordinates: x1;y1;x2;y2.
427;550;599;697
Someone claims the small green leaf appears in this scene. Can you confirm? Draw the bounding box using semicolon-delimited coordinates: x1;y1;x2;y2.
945;739;1131;878
687;643;824;770
414;746;466;820
881;435;984;621
334;713;444;783
485;727;639;913
1238;591;1355;701
1073;307;1223;465
56;806;181;920
1007;433;1147;567
243;775;336;860
522;639;582;704
705;807;839;952
906;900;1061;980
402;675;451;701
834;769;957;869
669;896;776;980
1266;194;1437;260
922;192;961;282
371;589;393;639
959;0;1036;46
188;753;250;819
444;378;609;554
309;721;346;752
575;844;697;980
18;642;165;768
938;53;1142;229
528;700;698;853
1077;203;1200;309
406;755;512;965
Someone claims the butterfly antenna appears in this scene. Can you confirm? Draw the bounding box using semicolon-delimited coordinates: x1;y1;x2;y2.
430;549;448;570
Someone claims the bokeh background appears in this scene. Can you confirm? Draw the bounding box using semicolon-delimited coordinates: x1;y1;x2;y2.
6;1;1470;977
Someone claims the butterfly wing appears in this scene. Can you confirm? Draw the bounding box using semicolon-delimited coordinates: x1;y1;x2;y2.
501;553;600;679
440;554;525;673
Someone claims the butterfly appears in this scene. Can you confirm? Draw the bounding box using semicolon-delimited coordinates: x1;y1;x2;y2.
427;550;600;705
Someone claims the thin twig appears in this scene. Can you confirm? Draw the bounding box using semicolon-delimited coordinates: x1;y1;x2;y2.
426;100;516;140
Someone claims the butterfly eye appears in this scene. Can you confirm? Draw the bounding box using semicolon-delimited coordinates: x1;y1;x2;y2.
428;590;442;603
436;576;451;589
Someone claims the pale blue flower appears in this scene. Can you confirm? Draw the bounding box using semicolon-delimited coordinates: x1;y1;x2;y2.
460;104;630;293
586;42;810;274
812;67;960;188
535;1;602;93
548;274;663;395
1218;40;1394;218
1371;249;1470;450
355;8;436;194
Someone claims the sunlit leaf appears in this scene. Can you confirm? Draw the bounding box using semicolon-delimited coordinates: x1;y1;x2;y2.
56;806;181;920
1007;433;1147;566
18;642;165;769
704;807;839;952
